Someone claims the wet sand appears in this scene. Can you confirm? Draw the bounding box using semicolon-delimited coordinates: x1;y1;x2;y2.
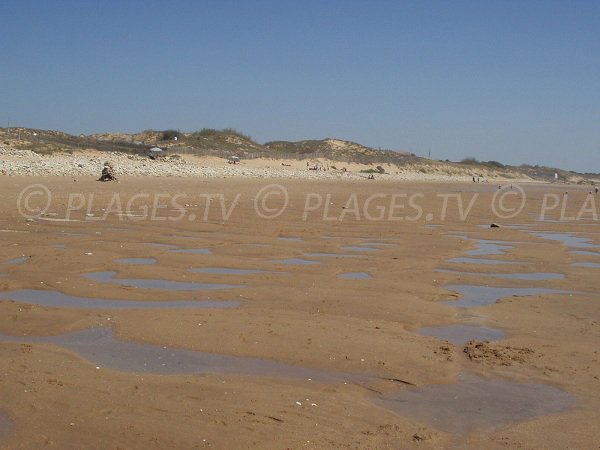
0;176;599;449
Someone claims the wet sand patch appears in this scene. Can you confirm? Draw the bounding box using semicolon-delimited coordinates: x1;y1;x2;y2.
190;267;269;275
417;324;505;345
115;258;157;265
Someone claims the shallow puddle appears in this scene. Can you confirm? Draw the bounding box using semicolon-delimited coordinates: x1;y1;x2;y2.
532;232;597;249
115;258;157;265
572;262;600;269
337;272;372;279
448;234;515;257
277;236;303;242
443;284;568;308
0;290;240;310
5;256;28;265
570;250;600;257
465;241;512;256
269;258;320;265
359;242;397;247
84;271;243;291
436;269;564;281
0;412;11;438
376;372;575;434
446;257;518;265
190;267;268;275
0;328;357;383
340;246;377;252
417;324;504;345
304;252;358;258
477;223;531;230
501;223;536;229
170;248;212;255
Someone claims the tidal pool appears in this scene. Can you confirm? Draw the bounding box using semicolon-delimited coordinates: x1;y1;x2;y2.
0;289;240;310
572;262;600;269
340;246;377;252
443;284;569;308
448;234;513;256
0;327;355;383
445;257;518;265
84;271;243;291
532;232;597;249
269;258;320;266
304;252;358;258
0;411;11;438
337;272;372;280
465;241;512;256
5;256;28;265
570;250;600;257
436;269;564;281
170;248;212;255
376;373;575;434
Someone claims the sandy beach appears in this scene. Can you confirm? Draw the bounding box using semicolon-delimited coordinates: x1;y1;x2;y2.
0;175;599;449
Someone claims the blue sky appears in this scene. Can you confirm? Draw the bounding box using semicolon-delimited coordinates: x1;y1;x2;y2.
1;0;599;172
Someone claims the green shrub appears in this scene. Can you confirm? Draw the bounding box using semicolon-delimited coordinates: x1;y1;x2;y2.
161;130;180;140
192;128;253;141
485;160;505;169
360;166;386;174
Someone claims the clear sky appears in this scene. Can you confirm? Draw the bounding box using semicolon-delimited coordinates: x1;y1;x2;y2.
1;0;598;172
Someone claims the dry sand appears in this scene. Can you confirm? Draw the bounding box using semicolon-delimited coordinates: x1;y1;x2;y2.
0;176;599;449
